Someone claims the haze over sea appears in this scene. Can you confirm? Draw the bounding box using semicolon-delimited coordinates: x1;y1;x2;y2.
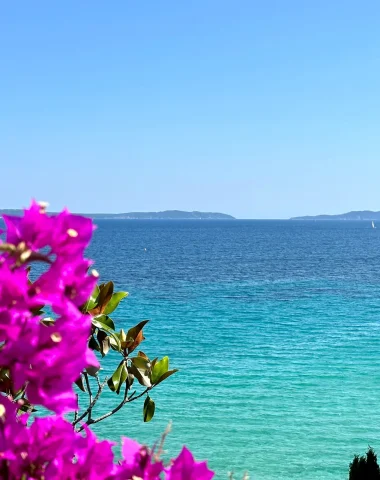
88;219;380;480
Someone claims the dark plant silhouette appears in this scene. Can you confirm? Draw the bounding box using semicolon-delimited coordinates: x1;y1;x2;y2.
349;447;380;480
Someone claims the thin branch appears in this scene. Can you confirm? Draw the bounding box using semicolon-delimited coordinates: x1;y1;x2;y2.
76;385;150;432
72;376;108;427
83;372;93;401
83;372;93;421
127;390;137;401
127;387;150;404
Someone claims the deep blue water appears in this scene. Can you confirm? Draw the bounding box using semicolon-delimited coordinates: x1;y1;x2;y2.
86;220;380;479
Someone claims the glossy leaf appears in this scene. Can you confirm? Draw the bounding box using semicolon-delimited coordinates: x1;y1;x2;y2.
83;284;99;312
120;323;146;352
143;395;155;422
97;329;107;343
127;373;135;388
126;320;149;344
75;376;86;392
93;314;115;330
108;362;128;394
119;329;127;347
131;356;150;371
116;364;128;394
103;291;128;315
102;336;111;356
137;351;149;360
154;369;178;386
88;335;100;352
151;356;169;384
97;330;110;356
92;317;120;351
109;335;121;351
128;363;151;388
150;358;158;371
95;281;114;314
127;329;147;354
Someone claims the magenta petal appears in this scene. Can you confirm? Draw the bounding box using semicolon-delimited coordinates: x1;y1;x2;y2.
122;437;142;465
167;447;214;480
3;200;53;251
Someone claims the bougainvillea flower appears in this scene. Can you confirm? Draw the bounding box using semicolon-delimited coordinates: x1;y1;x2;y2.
0;310;25;342
0;264;30;311
50;209;94;258
8;415;73;479
64;426;116;480
32;257;97;312
0;407;115;479
0;202;212;479
2;314;98;414
114;437;164;480
0;396;26;467
2;200;53;251
166;447;214;480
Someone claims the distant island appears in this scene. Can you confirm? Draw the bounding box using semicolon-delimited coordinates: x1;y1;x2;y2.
96;210;235;220
291;211;380;221
0;209;235;220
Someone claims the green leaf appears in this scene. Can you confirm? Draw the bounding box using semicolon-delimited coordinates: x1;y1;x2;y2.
88;335;100;352
128;362;151;388
131;356;150;369
102;337;110;356
96;281;114;313
103;291;128;315
97;330;110;356
120;329;127;344
110;335;121;351
127;373;134;387
92;316;120;351
107;362;128;394
17;401;36;414
93;314;115;330
83;285;100;312
13;385;27;400
75;376;86;392
154;369;178;386
151;356;169;384
150;358;158;371
143;395;155;422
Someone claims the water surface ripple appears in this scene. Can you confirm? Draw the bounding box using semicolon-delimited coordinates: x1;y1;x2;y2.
87;220;380;479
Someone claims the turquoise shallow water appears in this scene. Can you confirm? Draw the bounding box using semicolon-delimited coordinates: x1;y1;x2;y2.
86;220;380;479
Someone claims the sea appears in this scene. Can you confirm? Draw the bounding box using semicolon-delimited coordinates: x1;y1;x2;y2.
86;219;380;480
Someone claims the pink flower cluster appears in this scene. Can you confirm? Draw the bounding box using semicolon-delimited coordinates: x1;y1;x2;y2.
0;396;213;479
0;201;98;413
0;202;214;479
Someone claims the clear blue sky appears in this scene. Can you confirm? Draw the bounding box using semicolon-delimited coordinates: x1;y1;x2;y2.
1;1;379;218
